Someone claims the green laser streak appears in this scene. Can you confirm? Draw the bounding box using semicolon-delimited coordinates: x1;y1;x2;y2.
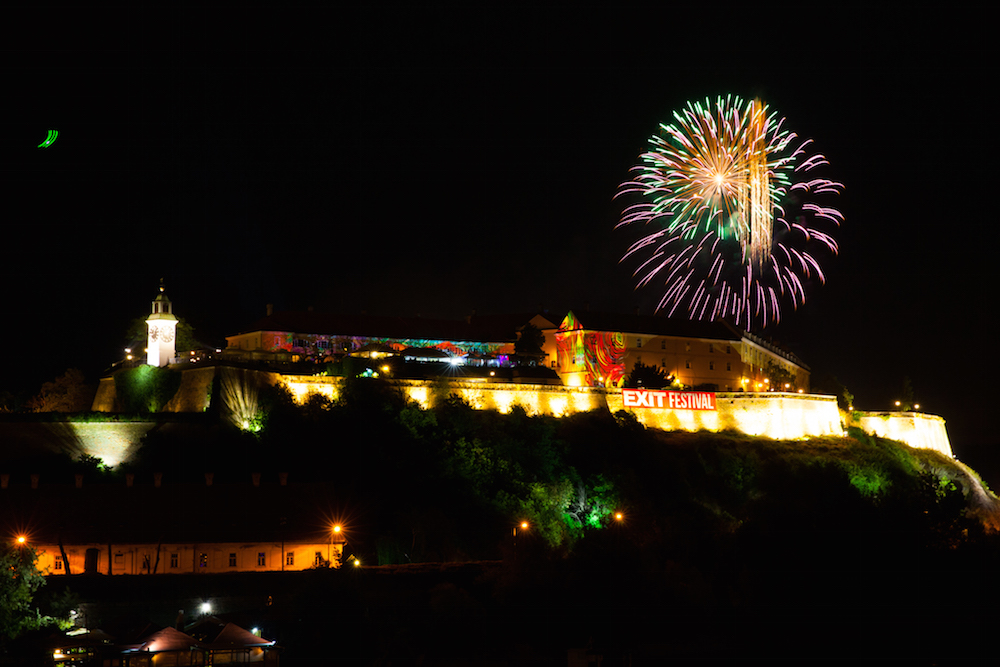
38;130;58;148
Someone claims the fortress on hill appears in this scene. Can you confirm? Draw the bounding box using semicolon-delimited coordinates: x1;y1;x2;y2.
2;286;954;578
82;287;952;464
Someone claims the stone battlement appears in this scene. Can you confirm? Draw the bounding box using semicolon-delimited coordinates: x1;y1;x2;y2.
75;370;953;465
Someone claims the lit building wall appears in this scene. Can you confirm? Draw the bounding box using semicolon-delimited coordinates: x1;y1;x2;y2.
626;336;745;390
738;337;811;393
553;313;626;387
36;540;345;576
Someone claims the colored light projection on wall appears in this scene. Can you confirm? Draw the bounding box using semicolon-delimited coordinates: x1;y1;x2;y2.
260;332;513;361
554;313;626;387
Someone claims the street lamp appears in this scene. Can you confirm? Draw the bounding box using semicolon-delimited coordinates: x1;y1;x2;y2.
328;524;344;568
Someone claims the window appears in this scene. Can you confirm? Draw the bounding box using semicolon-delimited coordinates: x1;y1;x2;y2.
54;558;63;571
661;340;666;349
685;360;692;369
286;552;294;566
726;362;732;371
709;361;715;371
257;552;266;567
685;343;691;352
229;553;237;567
709;343;715;353
636;338;642;348
114;553;124;566
726;345;732;354
661;359;666;368
170;553;179;568
314;552;324;567
199;553;208;568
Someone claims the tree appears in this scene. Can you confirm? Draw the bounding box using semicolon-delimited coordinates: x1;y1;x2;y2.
26;368;95;412
814;375;853;411
899;376;916;412
762;361;797;392
624;361;673;389
0;542;47;645
514;323;546;365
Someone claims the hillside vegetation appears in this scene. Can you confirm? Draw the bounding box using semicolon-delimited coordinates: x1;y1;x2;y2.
52;375;998;561
13;375;1000;662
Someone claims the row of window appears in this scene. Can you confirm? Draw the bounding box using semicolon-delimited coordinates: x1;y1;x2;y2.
635;339;733;354
637;357;733;372
187;551;320;568
82;551;326;570
54;549;332;572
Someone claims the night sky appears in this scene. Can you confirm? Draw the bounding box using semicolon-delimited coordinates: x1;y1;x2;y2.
2;9;991;479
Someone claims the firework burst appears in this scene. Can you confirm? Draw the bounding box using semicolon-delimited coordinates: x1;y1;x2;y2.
616;95;843;329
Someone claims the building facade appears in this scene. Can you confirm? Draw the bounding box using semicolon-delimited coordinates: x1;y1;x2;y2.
542;310;809;392
37;539;345;576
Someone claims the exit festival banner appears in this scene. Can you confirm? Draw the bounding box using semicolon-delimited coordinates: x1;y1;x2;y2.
622;388;717;411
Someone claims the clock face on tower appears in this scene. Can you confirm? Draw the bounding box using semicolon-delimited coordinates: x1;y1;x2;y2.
161;328;174;343
149;326;159;341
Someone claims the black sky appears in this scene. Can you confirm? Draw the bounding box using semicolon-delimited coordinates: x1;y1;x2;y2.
2;7;991;479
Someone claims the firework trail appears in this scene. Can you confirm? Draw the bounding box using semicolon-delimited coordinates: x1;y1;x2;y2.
616;95;843;329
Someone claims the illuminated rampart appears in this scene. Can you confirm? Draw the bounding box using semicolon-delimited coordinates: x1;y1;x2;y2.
0;421;155;469
70;373;953;466
850;411;953;458
609;391;844;439
276;376;952;453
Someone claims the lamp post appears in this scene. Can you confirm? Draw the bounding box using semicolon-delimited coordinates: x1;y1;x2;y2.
329;524;343;568
512;520;529;549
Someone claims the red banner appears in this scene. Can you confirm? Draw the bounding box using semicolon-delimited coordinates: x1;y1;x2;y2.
622;388;717;411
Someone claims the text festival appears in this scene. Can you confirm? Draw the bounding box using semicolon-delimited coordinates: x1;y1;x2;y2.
622;388;717;411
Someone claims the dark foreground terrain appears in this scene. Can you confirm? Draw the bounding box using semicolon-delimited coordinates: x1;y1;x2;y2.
6;393;1000;664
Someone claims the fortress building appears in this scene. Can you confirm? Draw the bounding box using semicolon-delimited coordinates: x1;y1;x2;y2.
223;309;556;367
542;310;809;392
223;307;806;392
84;294;952;458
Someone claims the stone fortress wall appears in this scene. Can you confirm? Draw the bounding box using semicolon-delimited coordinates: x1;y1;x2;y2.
71;369;953;469
278;375;953;457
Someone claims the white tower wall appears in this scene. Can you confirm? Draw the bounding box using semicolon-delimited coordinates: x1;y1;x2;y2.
146;282;177;367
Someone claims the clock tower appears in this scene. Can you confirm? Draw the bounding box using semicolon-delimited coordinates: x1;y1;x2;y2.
146;280;178;367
